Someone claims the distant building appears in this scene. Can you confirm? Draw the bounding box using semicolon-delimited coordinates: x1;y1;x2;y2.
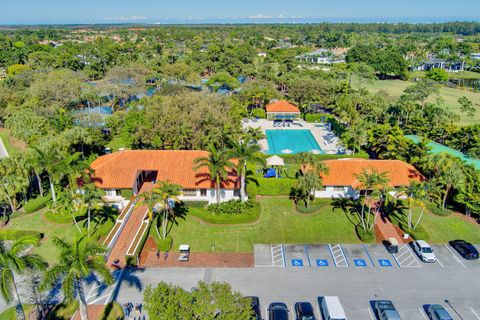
471;53;480;60
411;58;464;72
296;48;345;65
265;100;301;121
257;52;267;57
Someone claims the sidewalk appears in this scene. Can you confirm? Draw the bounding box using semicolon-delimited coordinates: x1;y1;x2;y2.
375;213;406;244
106;205;148;268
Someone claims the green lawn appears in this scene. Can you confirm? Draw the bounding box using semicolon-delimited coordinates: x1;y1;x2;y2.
420;212;480;244
167;197;360;253
353;77;480;125
0;129;24;155
409;70;480;80
106;135;129;151
1;207;116;264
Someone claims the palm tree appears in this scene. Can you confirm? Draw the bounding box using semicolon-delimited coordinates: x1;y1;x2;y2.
42;236;113;320
0;155;29;213
230;141;265;202
58;188;83;234
243;127;265;143
397;182;427;230
142;182;182;240
24;150;44;197
354;168;390;230
80;182;104;235
194;145;236;204
32;145;60;202
0;237;48;320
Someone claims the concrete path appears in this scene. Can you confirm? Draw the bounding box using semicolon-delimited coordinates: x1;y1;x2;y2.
0;137;8;159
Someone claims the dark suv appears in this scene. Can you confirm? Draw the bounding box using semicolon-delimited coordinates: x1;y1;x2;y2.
294;302;316;320
246;296;262;320
449;240;479;260
269;302;289;320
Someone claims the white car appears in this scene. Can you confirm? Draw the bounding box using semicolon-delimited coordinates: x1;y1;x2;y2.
413;240;436;263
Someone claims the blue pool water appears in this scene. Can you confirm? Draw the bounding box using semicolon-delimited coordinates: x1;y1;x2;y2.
266;130;323;154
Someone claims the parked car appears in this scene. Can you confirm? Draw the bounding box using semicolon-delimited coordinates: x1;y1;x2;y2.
269;302;289;320
318;296;347;320
426;304;453;320
449;240;480;260
294;302;316;320
246;296;261;320
384;238;399;254
413;240;436;263
374;300;401;320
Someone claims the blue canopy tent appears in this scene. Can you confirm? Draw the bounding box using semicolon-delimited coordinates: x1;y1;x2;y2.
264;168;277;178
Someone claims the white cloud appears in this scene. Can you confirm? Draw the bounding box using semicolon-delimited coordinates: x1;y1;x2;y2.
247;14;273;19
103;16;148;21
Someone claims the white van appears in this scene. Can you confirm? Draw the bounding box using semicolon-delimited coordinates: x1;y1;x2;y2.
319;296;347;320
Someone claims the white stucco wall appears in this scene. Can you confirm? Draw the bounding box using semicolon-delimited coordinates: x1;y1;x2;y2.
314;186;359;198
103;188;240;205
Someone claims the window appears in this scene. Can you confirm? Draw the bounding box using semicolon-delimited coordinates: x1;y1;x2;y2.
234;189;240;197
333;186;344;191
182;189;197;197
200;189;207;197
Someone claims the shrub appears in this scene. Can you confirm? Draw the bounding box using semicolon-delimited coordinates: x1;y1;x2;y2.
405;225;430;241
251;108;266;118
304;113;333;123
183;200;208;208
157;236;173;252
246;182;259;199
24;195;51;213
356;225;375;243
426;202;452;216
101;302;124;320
207;199;256;215
120;189;134;198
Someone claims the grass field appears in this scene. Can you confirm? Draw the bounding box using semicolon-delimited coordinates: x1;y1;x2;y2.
1;208;116;264
353;77;480;125
167;197;361;252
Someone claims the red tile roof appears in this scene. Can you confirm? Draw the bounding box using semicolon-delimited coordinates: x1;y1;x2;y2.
90;150;239;190
266;100;300;113
307;159;424;188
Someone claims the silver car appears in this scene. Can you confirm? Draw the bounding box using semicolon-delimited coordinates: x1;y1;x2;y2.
413;240;436;263
427;304;453;320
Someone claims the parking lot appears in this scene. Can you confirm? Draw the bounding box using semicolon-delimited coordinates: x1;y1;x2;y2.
254;243;480;271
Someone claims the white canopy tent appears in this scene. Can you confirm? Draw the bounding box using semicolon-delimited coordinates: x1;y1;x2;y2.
266;155;285;166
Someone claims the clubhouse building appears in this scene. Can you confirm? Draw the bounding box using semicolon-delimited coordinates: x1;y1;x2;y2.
90;150;240;206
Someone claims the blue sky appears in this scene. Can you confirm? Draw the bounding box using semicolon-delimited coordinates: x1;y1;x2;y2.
1;0;480;24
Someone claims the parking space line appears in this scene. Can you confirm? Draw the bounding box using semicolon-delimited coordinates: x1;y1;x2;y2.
471;308;480;320
394;244;422;268
363;244;375;267
419;307;428;320
304;245;312;267
328;244;348;267
436;257;444;268
271;244;285;267
444;244;466;268
367;308;375;320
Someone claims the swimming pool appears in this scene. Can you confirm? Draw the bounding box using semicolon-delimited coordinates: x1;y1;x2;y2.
266;129;323;154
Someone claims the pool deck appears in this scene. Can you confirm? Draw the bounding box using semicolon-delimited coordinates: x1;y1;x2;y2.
242;119;343;154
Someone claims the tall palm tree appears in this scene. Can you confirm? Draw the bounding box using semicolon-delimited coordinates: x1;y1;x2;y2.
230;141;265;202
354;168;390;230
24;150;44;197
397;181;427;230
0;155;29;212
0;237;48;320
194;145;236;204
42;236;113;320
79;182;104;235
243;127;265;143
32;145;61;203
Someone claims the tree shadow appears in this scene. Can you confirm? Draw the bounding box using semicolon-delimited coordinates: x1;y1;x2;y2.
166;202;188;237
79;206;119;235
331;196;363;228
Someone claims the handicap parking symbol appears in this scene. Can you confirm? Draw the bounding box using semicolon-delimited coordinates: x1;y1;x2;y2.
378;259;392;267
291;259;303;267
316;259;329;267
353;259;367;267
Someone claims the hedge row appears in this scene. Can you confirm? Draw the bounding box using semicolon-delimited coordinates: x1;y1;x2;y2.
426;203;452;217
183;200;209;208
24;195;51;214
0;230;43;241
295;198;333;213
